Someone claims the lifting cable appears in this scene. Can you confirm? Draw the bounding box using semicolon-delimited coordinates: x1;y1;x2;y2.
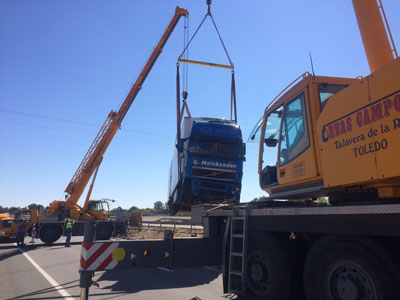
176;0;237;141
178;0;233;65
182;15;190;96
176;14;191;142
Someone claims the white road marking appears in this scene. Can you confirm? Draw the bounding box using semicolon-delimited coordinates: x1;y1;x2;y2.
14;243;75;299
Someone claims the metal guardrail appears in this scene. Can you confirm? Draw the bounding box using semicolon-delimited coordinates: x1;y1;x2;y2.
141;217;202;231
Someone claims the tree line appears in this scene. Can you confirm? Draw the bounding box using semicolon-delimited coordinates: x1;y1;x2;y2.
110;201;169;215
0;203;44;214
0;201;169;215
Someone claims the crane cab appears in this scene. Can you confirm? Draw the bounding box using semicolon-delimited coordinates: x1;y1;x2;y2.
86;200;109;220
8;209;36;238
0;213;14;239
250;58;400;202
250;72;355;199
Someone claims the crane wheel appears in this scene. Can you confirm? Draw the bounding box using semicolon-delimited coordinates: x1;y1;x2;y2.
303;235;400;300
39;225;62;245
238;233;291;300
95;223;113;240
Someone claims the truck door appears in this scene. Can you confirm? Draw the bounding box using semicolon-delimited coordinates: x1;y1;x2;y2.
252;86;320;195
276;90;318;186
252;106;283;188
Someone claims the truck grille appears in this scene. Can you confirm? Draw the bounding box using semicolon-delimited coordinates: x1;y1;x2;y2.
197;189;227;197
192;180;237;199
192;167;236;181
198;181;227;189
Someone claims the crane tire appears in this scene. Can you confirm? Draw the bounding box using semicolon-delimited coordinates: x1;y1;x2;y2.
96;223;113;240
39;225;62;245
304;235;400;300
238;232;291;300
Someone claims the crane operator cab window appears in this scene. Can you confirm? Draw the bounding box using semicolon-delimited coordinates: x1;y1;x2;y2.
319;83;348;111
88;201;102;211
248;106;283;188
262;105;283;187
279;93;310;166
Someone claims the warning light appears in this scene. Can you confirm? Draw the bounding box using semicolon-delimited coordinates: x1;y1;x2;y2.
144;249;150;256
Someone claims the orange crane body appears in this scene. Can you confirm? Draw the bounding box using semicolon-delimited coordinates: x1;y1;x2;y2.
254;0;400;203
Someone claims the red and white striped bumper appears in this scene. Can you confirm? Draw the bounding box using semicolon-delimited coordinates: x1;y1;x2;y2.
80;241;122;271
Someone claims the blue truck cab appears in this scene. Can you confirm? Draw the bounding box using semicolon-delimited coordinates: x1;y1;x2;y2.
168;117;245;214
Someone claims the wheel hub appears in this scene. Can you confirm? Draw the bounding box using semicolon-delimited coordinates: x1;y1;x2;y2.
336;277;358;300
327;260;376;300
250;260;265;284
247;250;272;295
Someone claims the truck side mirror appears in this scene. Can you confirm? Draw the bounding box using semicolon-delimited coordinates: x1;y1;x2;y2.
265;138;278;147
243;143;246;156
176;138;184;152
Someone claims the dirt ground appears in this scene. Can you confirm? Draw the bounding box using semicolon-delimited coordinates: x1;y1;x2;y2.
128;226;203;239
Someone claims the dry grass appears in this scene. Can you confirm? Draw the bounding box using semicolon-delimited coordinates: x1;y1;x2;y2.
128;226;203;239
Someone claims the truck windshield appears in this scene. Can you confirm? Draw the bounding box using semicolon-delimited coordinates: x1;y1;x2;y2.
187;137;243;160
2;220;12;228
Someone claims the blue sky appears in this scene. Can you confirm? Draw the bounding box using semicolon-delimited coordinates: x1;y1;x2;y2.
1;0;400;210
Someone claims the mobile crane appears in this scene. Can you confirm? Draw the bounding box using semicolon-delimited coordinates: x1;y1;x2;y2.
79;1;400;300
30;7;189;244
253;1;400;207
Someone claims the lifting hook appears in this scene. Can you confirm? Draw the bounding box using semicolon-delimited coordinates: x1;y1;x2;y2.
182;91;188;100
207;0;211;14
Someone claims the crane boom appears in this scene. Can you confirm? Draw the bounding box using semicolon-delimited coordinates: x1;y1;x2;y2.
64;7;189;206
352;0;395;72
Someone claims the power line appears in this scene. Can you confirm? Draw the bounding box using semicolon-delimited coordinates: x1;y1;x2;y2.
0;108;170;138
0;120;94;135
0;120;170;146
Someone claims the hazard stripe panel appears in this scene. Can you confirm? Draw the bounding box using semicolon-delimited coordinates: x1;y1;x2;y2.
80;241;119;271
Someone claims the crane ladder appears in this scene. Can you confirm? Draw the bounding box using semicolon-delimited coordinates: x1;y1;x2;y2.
228;205;248;294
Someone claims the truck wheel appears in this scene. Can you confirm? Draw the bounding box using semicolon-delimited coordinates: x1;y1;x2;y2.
304;235;400;300
96;223;113;240
39;225;62;245
240;233;291;300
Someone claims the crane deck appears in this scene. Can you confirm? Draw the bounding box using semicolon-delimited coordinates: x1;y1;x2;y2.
202;202;400;237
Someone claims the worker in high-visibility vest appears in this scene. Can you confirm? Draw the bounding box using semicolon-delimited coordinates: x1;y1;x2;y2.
65;219;73;247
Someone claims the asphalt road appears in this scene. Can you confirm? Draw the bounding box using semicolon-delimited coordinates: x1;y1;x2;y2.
0;236;232;300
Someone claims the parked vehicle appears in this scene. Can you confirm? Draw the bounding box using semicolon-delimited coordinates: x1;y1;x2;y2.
0;213;14;240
